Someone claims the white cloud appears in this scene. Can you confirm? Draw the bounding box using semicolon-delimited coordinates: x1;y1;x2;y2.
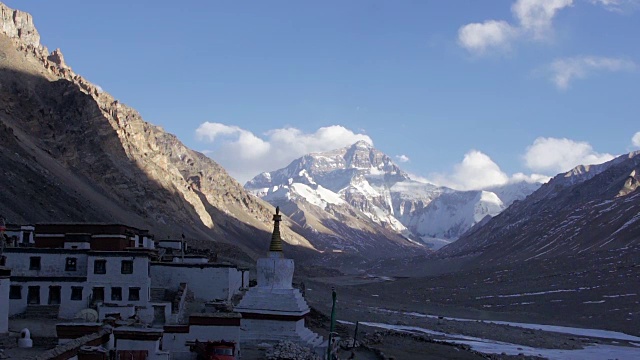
457;20;518;54
632;132;640;147
395;154;410;163
524;137;615;173
195;123;271;160
512;0;574;40
430;150;510;190
458;0;574;54
458;0;636;54
429;150;553;190
195;123;372;183
549;56;637;89
590;0;640;12
510;172;552;184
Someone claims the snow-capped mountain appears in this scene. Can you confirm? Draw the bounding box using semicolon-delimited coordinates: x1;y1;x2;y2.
246;141;542;250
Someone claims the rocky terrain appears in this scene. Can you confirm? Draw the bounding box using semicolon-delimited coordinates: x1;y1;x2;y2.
439;151;640;267
0;2;317;264
246;141;541;251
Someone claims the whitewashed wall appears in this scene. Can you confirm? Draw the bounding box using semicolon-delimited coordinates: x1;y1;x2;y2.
228;269;244;296
150;265;238;301
87;254;151;305
8;281;88;318
0;276;9;333
4;251;88;277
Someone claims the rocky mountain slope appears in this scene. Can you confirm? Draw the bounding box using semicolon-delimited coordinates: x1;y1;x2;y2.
0;2;318;263
245;141;540;250
439;151;640;267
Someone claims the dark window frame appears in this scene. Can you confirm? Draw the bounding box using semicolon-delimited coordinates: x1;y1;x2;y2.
71;286;83;301
121;260;133;274
111;287;122;301
128;287;140;301
9;285;22;299
48;286;61;305
29;256;41;270
27;286;40;305
91;287;105;305
65;257;77;271
94;259;106;274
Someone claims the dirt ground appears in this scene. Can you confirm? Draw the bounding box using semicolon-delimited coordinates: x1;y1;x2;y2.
300;249;640;360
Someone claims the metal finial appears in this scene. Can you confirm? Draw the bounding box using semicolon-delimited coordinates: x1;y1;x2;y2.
269;207;283;252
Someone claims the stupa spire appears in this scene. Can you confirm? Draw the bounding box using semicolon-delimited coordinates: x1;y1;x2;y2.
269;206;283;252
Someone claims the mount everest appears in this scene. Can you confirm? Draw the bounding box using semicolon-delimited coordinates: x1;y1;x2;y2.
245;140;543;250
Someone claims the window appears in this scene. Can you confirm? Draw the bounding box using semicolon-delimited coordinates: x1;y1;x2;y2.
128;287;140;301
27;286;40;305
71;287;83;301
121;260;133;274
22;231;31;243
65;257;77;271
29;257;41;270
94;260;106;274
48;286;61;305
9;285;22;299
111;287;122;301
91;287;104;305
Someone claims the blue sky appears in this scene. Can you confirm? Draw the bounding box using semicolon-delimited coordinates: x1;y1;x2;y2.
6;0;640;187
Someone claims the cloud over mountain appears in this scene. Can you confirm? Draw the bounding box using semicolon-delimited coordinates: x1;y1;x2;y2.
429;150;548;191
632;132;640;147
524;137;615;173
195;123;372;183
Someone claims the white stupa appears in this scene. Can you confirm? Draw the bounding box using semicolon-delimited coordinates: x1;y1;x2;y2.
235;207;324;347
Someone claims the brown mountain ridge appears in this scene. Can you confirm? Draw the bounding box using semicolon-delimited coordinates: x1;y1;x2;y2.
0;2;318;264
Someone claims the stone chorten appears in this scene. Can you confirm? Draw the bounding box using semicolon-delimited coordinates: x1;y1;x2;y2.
234;207;323;347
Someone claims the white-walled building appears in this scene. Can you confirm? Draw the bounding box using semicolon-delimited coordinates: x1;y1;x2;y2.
0;266;10;334
3;224;161;322
4;224;35;246
3;223;248;328
151;262;248;302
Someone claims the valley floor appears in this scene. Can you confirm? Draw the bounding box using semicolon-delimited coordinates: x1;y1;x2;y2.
303;246;640;359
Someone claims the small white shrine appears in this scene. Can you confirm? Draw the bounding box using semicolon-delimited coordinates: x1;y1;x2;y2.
234;207;324;347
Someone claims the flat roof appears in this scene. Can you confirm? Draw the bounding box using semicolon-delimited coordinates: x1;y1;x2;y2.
113;326;163;333
189;312;242;319
150;262;237;268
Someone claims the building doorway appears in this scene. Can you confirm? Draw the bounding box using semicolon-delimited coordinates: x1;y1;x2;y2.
153;305;166;325
48;286;61;305
27;286;40;305
92;287;104;306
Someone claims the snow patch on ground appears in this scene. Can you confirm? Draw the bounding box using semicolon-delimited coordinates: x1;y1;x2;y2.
475;286;599;299
359;321;640;360
372;308;640;342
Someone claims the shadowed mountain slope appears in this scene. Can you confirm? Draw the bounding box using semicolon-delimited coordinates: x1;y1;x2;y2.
0;2;316;264
439;151;640;267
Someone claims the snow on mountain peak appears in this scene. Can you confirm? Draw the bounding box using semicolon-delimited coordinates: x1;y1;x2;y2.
245;142;541;251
